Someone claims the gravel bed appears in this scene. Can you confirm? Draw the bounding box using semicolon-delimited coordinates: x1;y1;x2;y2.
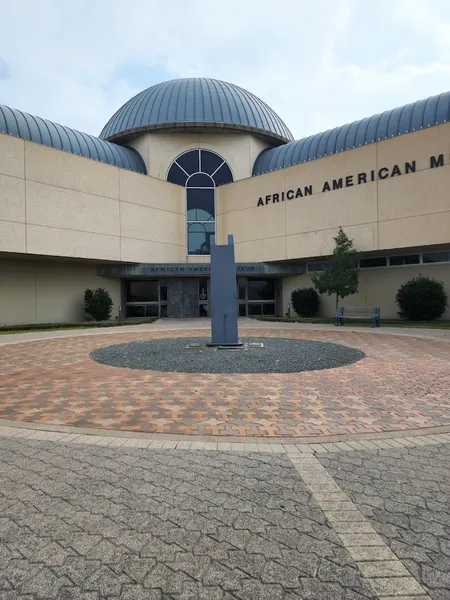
90;337;365;374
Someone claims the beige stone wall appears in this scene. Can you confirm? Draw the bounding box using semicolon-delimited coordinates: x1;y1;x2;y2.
283;263;450;319
0;257;121;325
218;123;450;262
127;132;269;182
0;134;185;263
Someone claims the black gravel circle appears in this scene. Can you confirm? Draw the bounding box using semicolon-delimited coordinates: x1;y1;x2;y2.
90;337;365;374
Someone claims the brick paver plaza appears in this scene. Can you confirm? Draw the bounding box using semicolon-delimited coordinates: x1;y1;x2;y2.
1;322;450;599
0;326;449;437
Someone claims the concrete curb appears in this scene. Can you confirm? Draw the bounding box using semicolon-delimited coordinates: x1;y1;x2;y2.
1;418;450;453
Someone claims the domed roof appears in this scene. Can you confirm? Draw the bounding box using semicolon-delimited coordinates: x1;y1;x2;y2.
253;91;450;176
0;105;146;174
99;78;293;144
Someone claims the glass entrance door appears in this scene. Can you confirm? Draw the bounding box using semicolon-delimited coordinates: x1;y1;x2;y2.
167;279;200;318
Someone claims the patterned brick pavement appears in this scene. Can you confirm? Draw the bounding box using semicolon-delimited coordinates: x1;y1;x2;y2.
0;328;449;438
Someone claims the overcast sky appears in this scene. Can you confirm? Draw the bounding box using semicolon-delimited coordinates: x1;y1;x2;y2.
0;0;449;140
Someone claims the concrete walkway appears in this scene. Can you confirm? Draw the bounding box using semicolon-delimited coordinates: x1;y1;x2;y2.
1;317;449;346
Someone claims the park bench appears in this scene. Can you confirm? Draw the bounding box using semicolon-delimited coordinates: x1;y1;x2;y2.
335;306;381;328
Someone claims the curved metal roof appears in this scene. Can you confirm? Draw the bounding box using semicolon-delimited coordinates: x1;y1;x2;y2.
253;91;450;176
0;105;146;174
100;78;294;144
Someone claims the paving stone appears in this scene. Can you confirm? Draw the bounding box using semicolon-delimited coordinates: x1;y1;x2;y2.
84;565;132;596
121;585;162;600
178;581;224;599
356;560;410;578
202;562;247;590
339;533;385;547
0;437;376;599
381;597;430;600
261;560;302;587
368;576;425;596
235;580;284;600
320;444;450;600
19;568;72;599
56;589;99;600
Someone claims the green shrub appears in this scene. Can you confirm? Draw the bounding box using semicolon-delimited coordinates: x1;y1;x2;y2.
84;288;113;321
396;275;448;320
0;317;157;333
291;287;320;317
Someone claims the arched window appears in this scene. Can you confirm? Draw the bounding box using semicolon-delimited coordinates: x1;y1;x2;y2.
167;150;233;255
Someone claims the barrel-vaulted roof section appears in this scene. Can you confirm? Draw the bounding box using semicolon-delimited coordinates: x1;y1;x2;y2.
253;91;450;176
0;105;147;174
99;78;294;144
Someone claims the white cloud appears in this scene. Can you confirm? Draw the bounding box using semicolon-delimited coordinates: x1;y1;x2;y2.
0;0;449;139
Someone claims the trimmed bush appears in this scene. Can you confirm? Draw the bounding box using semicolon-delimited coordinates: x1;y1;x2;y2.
291;287;320;317
0;317;157;333
84;288;113;321
396;275;448;321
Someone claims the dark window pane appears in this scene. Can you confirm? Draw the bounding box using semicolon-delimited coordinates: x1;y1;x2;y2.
176;150;199;174
199;304;208;317
263;303;276;315
160;285;167;301
160;305;168;318
360;257;387;268
390;254;420;266
188;222;215;255
126;305;146;318
308;261;329;272
238;280;246;300
212;163;233;186
423;251;450;263
201;150;224;175
186;188;215;220
239;303;247;316
248;279;275;301
187;173;214;188
145;305;159;317
187;208;214;221
167;162;188;186
248;303;263;315
126;281;158;302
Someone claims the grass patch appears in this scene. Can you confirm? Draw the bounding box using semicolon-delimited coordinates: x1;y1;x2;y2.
253;316;450;329
0;317;158;335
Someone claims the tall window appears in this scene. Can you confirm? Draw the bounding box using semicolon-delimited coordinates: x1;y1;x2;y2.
167;150;233;255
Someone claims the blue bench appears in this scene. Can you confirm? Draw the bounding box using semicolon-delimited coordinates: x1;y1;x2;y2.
335;306;381;328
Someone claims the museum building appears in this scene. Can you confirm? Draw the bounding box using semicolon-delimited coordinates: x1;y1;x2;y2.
0;77;449;324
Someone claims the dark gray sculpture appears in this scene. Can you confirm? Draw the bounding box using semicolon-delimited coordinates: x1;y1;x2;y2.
209;235;240;346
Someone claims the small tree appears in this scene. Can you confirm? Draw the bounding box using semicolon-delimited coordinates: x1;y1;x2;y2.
291;287;320;317
396;275;448;320
311;227;359;312
84;288;113;321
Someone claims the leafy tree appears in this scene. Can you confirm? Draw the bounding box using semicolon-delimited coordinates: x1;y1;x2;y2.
311;227;359;312
396;275;448;320
291;287;320;317
84;288;113;321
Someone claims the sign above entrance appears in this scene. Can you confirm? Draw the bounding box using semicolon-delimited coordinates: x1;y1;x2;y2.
98;262;307;278
256;153;446;207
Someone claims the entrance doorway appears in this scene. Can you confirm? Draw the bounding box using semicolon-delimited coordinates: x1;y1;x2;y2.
123;276;279;319
166;278;209;318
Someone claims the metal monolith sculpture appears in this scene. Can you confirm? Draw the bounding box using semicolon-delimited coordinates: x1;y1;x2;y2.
209;235;240;346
